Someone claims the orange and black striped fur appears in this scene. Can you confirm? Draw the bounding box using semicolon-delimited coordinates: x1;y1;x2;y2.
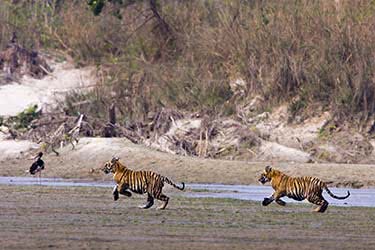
102;157;185;210
258;166;350;213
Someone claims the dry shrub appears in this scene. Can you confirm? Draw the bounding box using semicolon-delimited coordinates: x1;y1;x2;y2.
0;38;51;81
165;0;375;120
1;0;375;125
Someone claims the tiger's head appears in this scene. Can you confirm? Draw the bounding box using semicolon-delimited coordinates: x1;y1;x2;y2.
258;165;273;184
101;157;120;174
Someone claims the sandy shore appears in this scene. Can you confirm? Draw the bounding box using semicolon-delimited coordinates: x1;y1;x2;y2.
0;137;374;188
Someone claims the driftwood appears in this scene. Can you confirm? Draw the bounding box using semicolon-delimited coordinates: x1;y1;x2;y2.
37;114;84;156
136;109;261;158
66;114;84;148
149;108;184;135
9;103;260;159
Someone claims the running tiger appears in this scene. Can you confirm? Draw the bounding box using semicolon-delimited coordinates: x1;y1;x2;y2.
101;157;185;210
258;166;350;212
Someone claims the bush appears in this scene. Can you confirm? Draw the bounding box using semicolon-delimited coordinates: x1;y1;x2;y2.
2;0;375;123
10;104;40;130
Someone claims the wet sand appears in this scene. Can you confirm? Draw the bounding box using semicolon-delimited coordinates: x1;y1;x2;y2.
1;185;374;250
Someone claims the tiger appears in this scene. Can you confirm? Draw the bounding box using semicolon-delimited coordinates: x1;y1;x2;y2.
258;166;350;213
101;157;185;210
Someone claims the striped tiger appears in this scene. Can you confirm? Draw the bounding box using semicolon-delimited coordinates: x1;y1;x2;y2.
258;166;350;212
101;157;185;210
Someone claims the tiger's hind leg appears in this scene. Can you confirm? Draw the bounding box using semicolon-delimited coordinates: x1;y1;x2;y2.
314;199;328;213
308;194;329;213
155;194;169;210
139;193;154;209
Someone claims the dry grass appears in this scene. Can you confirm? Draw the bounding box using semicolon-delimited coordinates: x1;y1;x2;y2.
1;1;374;124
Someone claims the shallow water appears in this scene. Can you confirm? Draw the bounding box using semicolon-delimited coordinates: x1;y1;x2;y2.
1;176;374;207
187;183;375;208
0;176;111;188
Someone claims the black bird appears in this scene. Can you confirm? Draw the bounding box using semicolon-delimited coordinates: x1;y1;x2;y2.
29;152;45;181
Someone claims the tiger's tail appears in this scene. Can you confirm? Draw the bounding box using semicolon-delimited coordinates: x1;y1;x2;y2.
324;186;350;200
163;177;185;191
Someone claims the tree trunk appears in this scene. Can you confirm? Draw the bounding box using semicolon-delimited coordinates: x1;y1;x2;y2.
149;0;173;38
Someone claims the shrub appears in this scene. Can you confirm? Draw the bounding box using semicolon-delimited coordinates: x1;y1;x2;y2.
1;0;374;124
10;104;40;130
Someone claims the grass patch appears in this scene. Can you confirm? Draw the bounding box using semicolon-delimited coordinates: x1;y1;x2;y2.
2;104;40;131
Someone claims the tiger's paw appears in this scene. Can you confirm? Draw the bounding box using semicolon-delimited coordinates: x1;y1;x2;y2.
113;191;119;201
262;198;272;206
276;199;286;206
138;204;153;209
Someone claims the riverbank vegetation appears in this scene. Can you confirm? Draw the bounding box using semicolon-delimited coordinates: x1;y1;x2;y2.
1;0;374;124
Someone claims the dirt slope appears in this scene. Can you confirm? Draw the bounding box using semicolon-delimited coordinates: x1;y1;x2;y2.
0;60;94;116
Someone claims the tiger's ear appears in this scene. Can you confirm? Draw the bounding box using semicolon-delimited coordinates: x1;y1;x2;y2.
111;157;119;163
265;166;272;172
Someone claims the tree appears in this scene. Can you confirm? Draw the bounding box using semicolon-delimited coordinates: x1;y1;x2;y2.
87;0;172;38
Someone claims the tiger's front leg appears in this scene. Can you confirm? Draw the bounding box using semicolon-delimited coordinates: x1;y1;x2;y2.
262;197;274;206
262;192;283;206
117;183;131;198
113;185;119;201
119;185;132;197
276;199;286;206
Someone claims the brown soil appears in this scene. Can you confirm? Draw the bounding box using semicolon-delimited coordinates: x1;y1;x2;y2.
1;137;375;188
1;185;374;250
